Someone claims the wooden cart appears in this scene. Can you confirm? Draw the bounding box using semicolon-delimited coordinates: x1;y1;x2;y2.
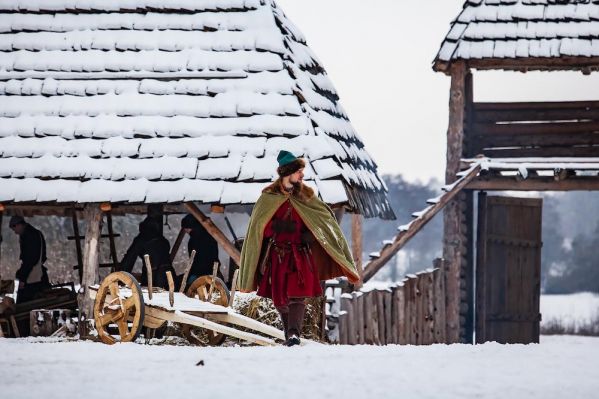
89;270;285;346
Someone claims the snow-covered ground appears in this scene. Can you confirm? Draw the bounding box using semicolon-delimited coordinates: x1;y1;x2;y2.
541;292;599;332
1;335;598;399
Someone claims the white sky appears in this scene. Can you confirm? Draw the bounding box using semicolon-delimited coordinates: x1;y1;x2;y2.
276;0;599;183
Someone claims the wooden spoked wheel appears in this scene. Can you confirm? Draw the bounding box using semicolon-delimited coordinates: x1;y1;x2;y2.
182;276;230;346
94;271;145;345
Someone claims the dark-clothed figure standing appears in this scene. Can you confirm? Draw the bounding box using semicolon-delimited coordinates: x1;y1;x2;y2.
181;214;220;284
238;151;359;346
119;218;174;289
9;216;50;304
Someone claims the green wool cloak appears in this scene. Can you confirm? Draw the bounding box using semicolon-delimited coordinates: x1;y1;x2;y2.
238;182;359;292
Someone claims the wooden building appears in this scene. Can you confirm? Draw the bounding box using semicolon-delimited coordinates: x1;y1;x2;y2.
433;0;599;344
0;0;394;317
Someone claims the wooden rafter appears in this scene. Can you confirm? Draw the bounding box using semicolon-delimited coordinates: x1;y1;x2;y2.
361;163;482;283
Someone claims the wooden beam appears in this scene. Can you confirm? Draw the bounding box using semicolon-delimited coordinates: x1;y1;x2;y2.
79;204;103;318
184;202;240;266
435;57;599;73
466;176;599;191
351;213;363;288
474;146;599;158
362;164;481;283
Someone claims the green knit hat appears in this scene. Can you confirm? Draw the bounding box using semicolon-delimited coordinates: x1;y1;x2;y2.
276;150;305;177
277;150;298;166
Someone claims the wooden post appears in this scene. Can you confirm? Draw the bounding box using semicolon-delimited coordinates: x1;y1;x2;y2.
144;254;153;300
425;272;435;345
71;208;83;282
397;283;407;345
415;274;424;345
166;271;175;307
443;60;470;344
371;292;380;345
363;292;373;344
354;292;365;344
79;204;102;318
169;228;186;263
229;269;239;307
351;214;363;288
338;311;348;345
433;260;447;343
384;290;393;345
406;275;417;344
341;294;355;345
375;291;384;345
184;202;240;266
179;249;196;293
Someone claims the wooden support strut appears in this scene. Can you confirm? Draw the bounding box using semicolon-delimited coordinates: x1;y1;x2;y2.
79;204;103;318
169;228;186;263
184;202;241;266
179;249;196;293
361;163;481;283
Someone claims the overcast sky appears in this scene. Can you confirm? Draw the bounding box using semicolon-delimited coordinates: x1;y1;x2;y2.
276;0;599;183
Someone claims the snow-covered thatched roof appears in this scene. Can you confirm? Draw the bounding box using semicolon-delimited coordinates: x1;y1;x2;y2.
434;0;599;72
0;0;394;219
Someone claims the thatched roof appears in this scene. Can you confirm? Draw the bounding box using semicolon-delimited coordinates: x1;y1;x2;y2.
434;0;599;73
0;0;394;219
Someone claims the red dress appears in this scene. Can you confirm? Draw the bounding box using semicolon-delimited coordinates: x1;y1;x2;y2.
256;199;322;307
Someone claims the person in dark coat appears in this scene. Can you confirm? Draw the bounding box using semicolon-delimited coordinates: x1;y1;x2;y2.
119;218;174;289
181;214;220;284
9;216;50;304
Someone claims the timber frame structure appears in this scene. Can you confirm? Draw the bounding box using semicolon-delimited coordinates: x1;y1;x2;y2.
431;0;599;343
356;0;599;344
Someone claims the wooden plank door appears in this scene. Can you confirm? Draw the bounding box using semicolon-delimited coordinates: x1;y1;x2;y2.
476;193;542;344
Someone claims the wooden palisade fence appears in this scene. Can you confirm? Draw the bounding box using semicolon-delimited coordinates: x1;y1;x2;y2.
328;259;448;345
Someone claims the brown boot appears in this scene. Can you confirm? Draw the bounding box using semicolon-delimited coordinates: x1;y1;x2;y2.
286;298;305;346
276;306;289;341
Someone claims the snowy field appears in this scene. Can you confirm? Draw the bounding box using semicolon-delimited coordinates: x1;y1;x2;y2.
1;335;598;399
541;292;599;333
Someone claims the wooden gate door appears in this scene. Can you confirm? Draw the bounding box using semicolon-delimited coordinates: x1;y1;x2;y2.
475;194;542;344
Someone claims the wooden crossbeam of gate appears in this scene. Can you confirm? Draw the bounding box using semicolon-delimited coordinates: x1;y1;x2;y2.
362;163;481;283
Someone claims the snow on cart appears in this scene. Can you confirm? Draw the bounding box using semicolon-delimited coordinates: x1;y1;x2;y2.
89;253;284;346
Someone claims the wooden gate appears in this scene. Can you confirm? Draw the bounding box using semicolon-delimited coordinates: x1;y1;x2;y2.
476;194;542;344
